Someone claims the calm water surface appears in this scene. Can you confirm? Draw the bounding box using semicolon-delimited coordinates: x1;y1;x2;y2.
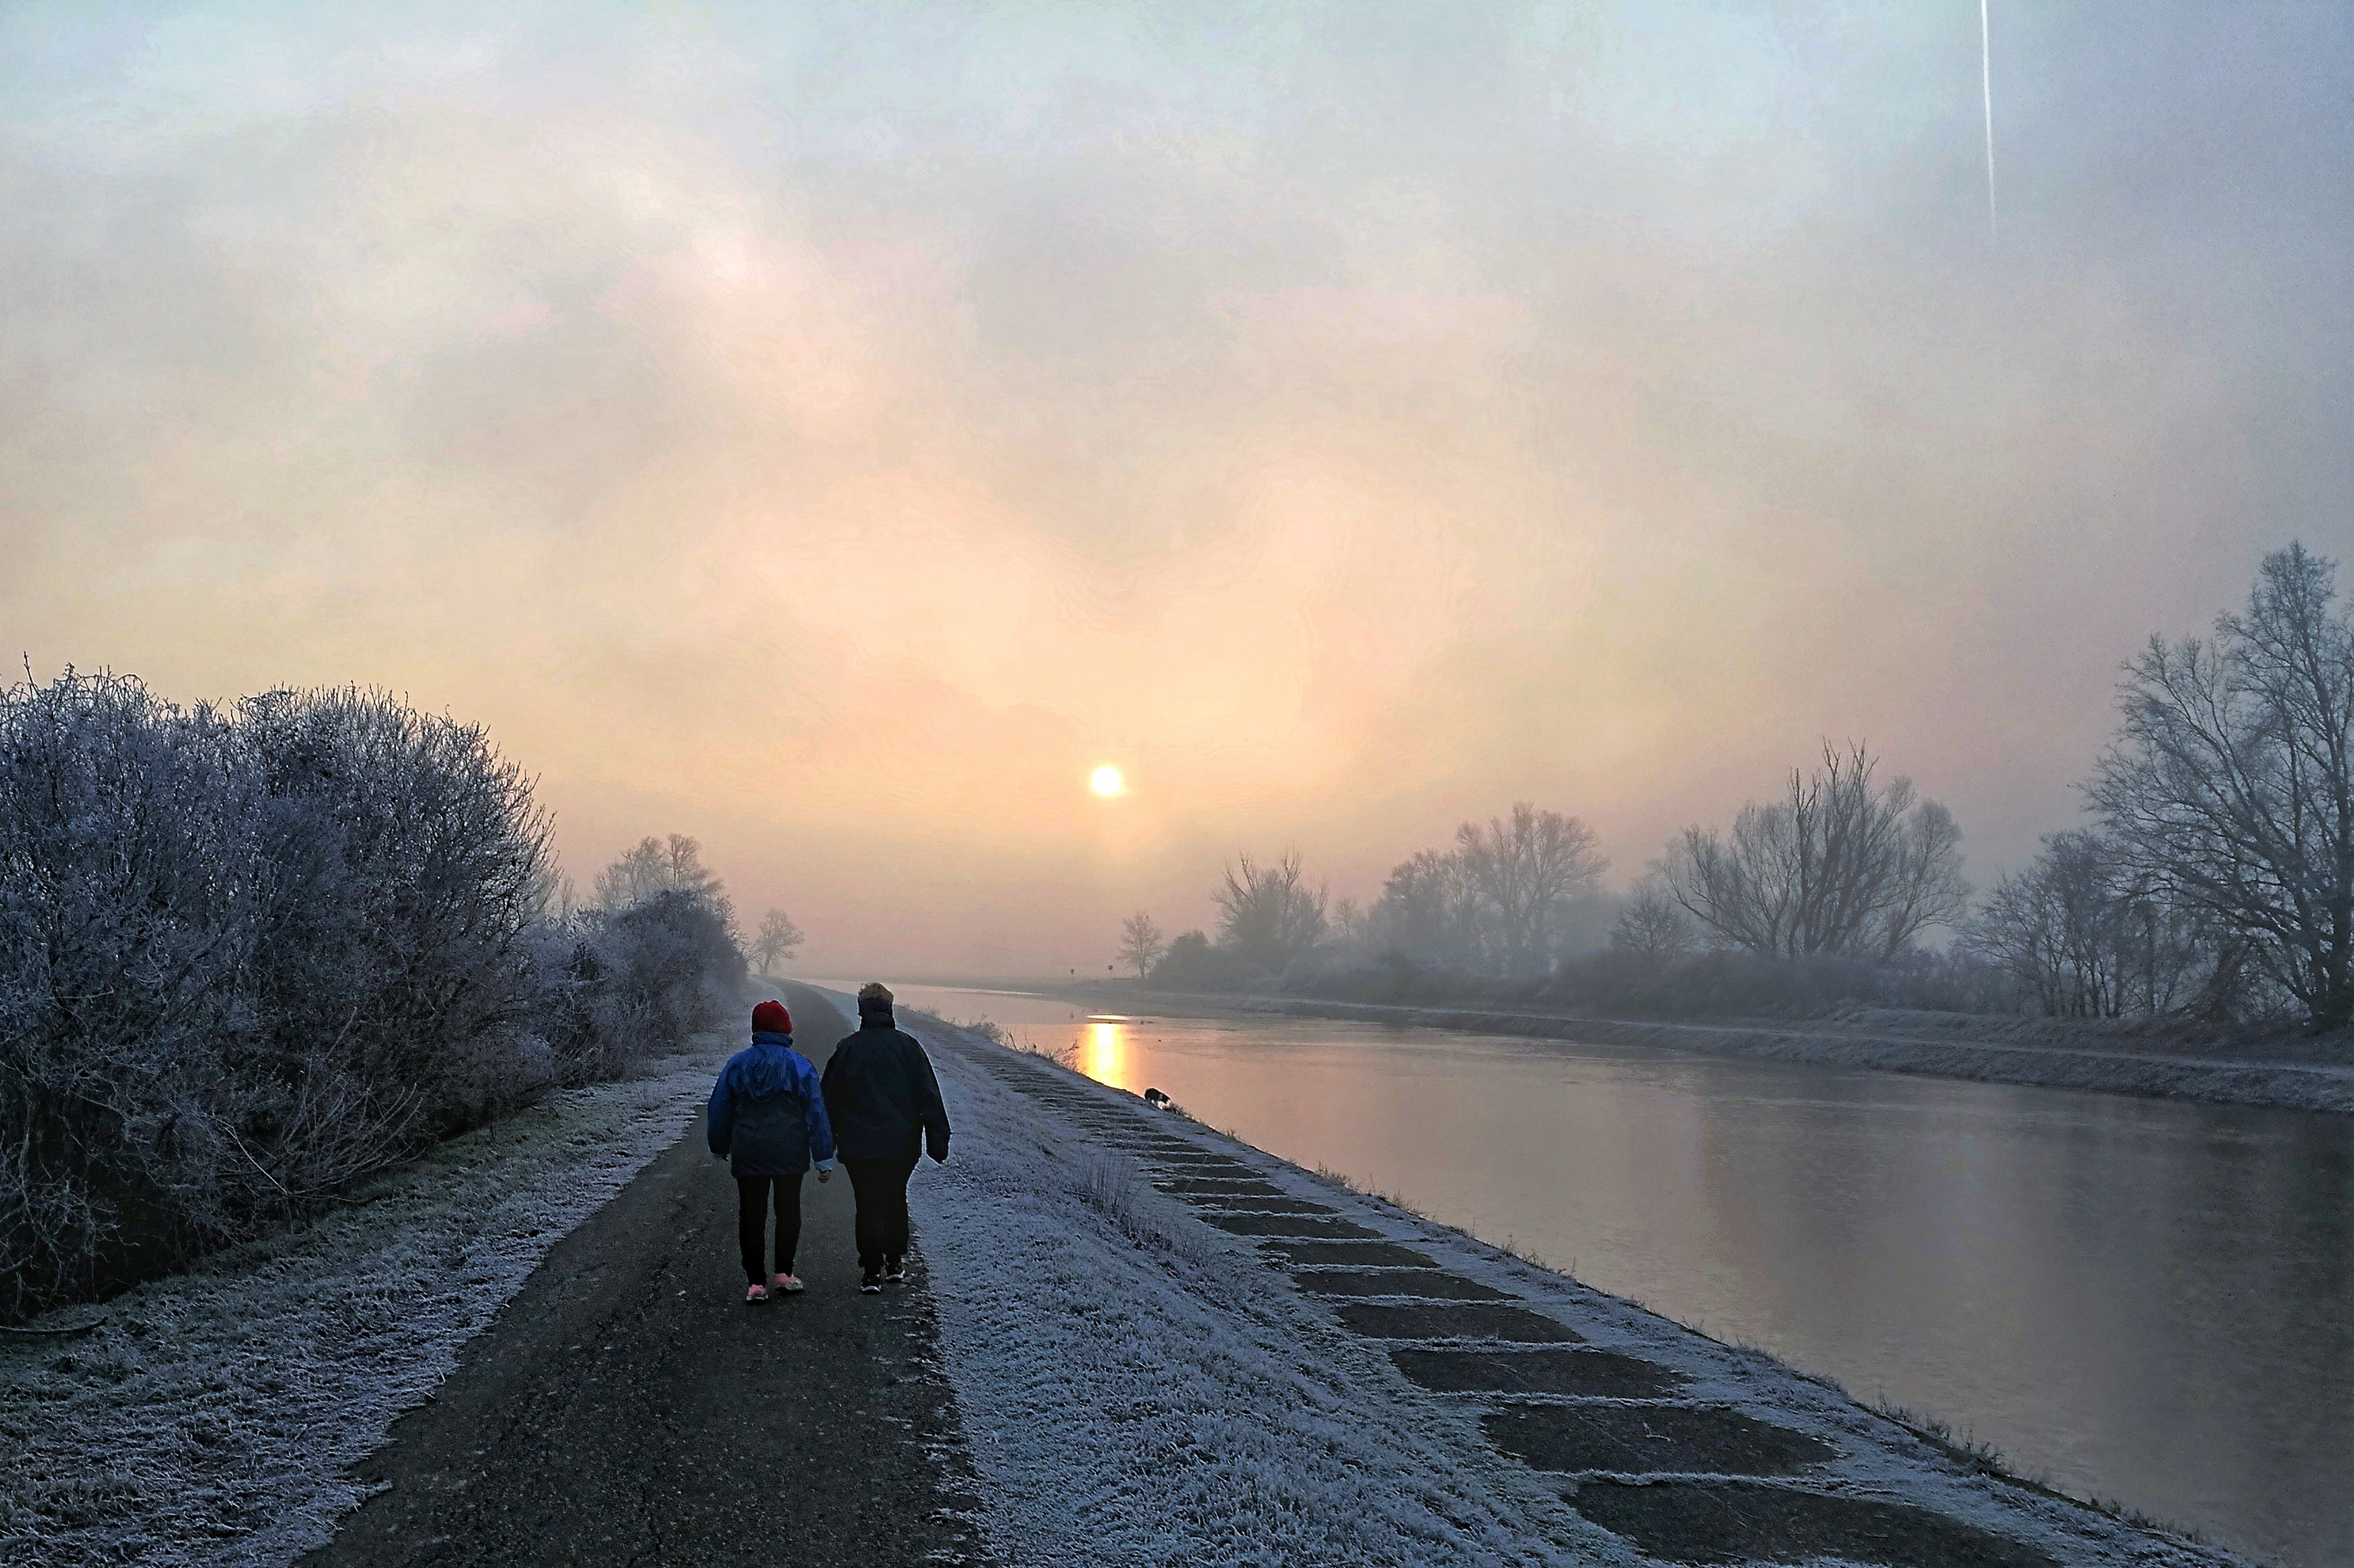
862;983;2354;1566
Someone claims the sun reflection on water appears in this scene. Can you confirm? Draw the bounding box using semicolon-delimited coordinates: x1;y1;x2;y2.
1082;1019;1125;1084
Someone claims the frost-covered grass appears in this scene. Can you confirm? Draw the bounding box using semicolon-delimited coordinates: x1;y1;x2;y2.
0;1043;725;1568
900;1010;2250;1568
902;1023;1602;1566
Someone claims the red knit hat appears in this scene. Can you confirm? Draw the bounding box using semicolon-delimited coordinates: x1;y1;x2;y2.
751;1000;792;1035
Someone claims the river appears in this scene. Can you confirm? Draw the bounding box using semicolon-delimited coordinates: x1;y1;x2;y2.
837;982;2354;1563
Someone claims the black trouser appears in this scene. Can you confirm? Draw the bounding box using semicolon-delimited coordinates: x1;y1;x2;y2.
736;1173;805;1283
843;1154;919;1272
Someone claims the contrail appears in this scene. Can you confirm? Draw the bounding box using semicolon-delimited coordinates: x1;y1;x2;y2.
1980;0;1998;247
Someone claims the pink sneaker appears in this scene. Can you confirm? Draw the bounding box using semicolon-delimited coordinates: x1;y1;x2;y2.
773;1273;805;1294
745;1282;769;1304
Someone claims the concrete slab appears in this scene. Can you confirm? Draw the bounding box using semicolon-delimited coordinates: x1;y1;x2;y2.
1484;1403;1834;1478
1389;1347;1685;1399
1201;1213;1381;1239
1187;1196;1338;1216
1332;1303;1582;1343
1570;1479;2056;1567
1258;1240;1440;1269
1156;1178;1291;1198
1293;1270;1511;1300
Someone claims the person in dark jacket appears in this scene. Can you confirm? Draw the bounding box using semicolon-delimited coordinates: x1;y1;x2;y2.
708;1000;836;1303
820;982;950;1293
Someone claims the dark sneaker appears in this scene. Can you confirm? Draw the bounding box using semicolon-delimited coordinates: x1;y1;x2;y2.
860;1269;883;1294
883;1258;907;1284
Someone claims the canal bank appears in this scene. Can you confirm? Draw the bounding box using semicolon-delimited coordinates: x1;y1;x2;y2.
878;983;2353;1566
899;999;2245;1566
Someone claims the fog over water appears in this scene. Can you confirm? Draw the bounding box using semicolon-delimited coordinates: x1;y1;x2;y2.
8;4;2354;973
880;983;2354;1567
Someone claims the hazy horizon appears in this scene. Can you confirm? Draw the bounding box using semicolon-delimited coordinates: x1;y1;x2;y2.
8;2;2352;975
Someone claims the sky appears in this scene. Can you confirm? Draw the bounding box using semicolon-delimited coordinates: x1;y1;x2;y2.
5;2;2352;976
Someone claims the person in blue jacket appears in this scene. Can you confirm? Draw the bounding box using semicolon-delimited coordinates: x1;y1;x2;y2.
708;1000;835;1302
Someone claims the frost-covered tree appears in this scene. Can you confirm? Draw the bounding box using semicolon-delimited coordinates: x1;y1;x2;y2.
549;871;583;922
2089;543;2354;1028
594;833;726;914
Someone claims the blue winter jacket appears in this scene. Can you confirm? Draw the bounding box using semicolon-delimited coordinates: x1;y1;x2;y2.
707;1032;836;1178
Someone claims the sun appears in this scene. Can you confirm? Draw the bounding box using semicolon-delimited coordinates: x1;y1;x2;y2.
1089;764;1126;798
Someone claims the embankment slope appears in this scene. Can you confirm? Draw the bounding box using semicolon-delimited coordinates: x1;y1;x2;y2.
901;1007;2249;1567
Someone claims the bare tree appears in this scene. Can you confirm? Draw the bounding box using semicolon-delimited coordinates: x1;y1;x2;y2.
1966;838;2106;1017
1362;805;1606;975
1453;803;1607;977
1213;851;1327;975
1663;742;1969;960
2089;543;2354;1029
1610;877;1696;963
1117;911;1166;979
1963;830;2220;1017
748;908;805;975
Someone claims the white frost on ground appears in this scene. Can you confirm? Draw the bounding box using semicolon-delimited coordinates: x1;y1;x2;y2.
904;1021;1609;1567
902;1012;2251;1568
0;1045;727;1568
7;998;2262;1568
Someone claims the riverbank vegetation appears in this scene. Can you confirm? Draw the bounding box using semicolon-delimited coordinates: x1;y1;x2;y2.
0;672;746;1324
1129;544;2354;1049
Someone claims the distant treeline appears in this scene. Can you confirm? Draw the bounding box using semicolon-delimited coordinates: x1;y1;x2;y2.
0;674;749;1324
1124;543;2354;1036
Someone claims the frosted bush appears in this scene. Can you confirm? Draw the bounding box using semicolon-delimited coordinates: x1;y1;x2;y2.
537;889;746;1080
0;671;742;1323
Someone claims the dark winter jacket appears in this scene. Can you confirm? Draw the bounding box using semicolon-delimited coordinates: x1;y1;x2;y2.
708;1032;836;1178
821;1015;950;1163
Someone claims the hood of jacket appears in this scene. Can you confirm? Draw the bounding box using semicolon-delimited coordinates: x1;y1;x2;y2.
734;1032;806;1096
